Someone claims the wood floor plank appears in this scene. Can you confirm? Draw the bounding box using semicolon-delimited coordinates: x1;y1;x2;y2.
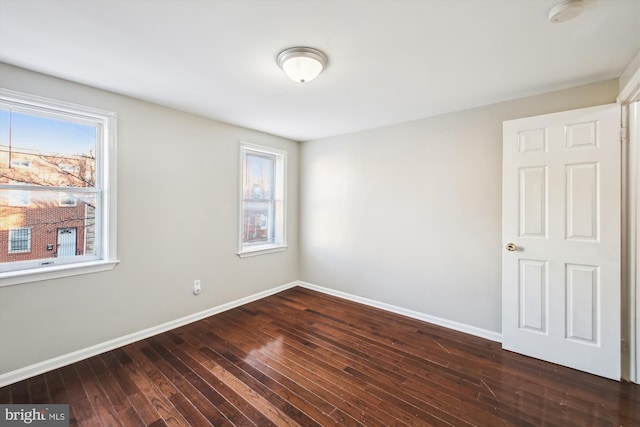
87;354;146;427
241;307;500;426
220;304;466;426
290;314;534;425
160;331;273;427
146;335;252;426
122;343;195;427
43;370;81;427
252;300;498;424
58;364;103;426
28;374;50;403
8;376;30;403
100;350;162;425
190;342;306;427
1;286;638;426
0;384;11;404
201;319;402;426
130;342;213;426
74;359;123;426
181;322;359;425
197;333;324;427
200;320;382;426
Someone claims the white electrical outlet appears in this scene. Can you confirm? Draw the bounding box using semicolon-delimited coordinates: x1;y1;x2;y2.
193;279;201;295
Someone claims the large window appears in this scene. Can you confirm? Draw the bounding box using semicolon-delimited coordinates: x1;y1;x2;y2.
238;143;287;257
0;89;118;285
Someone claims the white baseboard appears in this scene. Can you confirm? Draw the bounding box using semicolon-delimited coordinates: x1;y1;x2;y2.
0;281;298;388
296;281;503;343
1;280;501;388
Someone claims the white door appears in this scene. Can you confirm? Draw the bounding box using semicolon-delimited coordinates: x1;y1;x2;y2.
57;227;77;257
502;104;621;380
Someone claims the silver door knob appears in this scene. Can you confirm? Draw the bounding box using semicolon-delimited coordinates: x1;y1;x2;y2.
505;243;517;252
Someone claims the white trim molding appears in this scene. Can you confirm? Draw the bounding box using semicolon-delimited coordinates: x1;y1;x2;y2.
296;281;502;343
0;260;120;287
618;50;640;383
630;101;640;384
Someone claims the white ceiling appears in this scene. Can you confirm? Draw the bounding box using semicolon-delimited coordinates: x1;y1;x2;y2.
0;0;638;142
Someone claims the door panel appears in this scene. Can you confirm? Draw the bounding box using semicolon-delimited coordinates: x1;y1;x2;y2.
502;103;620;380
519;166;547;238
519;259;547;333
565;263;598;344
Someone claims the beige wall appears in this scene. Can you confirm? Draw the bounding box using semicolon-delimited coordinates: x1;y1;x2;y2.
0;63;300;374
300;79;619;334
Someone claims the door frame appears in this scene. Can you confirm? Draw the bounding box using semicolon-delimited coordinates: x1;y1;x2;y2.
618;50;640;384
623;101;640;383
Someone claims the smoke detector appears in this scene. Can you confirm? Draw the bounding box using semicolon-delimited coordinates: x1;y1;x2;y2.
548;0;584;23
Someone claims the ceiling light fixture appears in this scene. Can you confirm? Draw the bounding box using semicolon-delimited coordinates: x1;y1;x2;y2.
277;47;328;83
548;0;584;23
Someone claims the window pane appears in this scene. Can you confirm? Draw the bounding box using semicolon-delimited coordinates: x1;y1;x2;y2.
1;189;98;263
0;108;97;188
8;188;30;206
244;153;274;200
243;200;273;244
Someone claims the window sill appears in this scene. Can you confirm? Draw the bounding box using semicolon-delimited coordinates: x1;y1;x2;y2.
237;245;288;258
0;260;120;287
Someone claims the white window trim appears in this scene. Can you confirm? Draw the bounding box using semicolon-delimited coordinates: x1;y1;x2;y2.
0;88;119;286
237;142;287;258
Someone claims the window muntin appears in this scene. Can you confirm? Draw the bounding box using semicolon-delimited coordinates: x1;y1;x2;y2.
239;143;286;256
0;89;116;278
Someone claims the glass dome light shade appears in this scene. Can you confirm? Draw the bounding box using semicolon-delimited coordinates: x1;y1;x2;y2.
277;47;328;83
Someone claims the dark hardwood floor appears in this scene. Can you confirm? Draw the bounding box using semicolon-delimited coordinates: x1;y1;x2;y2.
1;286;639;426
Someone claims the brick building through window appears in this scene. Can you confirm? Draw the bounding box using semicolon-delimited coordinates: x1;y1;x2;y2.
1;146;96;263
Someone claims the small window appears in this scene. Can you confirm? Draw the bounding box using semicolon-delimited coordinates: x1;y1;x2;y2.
59;192;78;207
8;189;30;206
0;89;118;285
8;227;31;253
238;143;287;257
10;159;31;168
59;163;80;173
